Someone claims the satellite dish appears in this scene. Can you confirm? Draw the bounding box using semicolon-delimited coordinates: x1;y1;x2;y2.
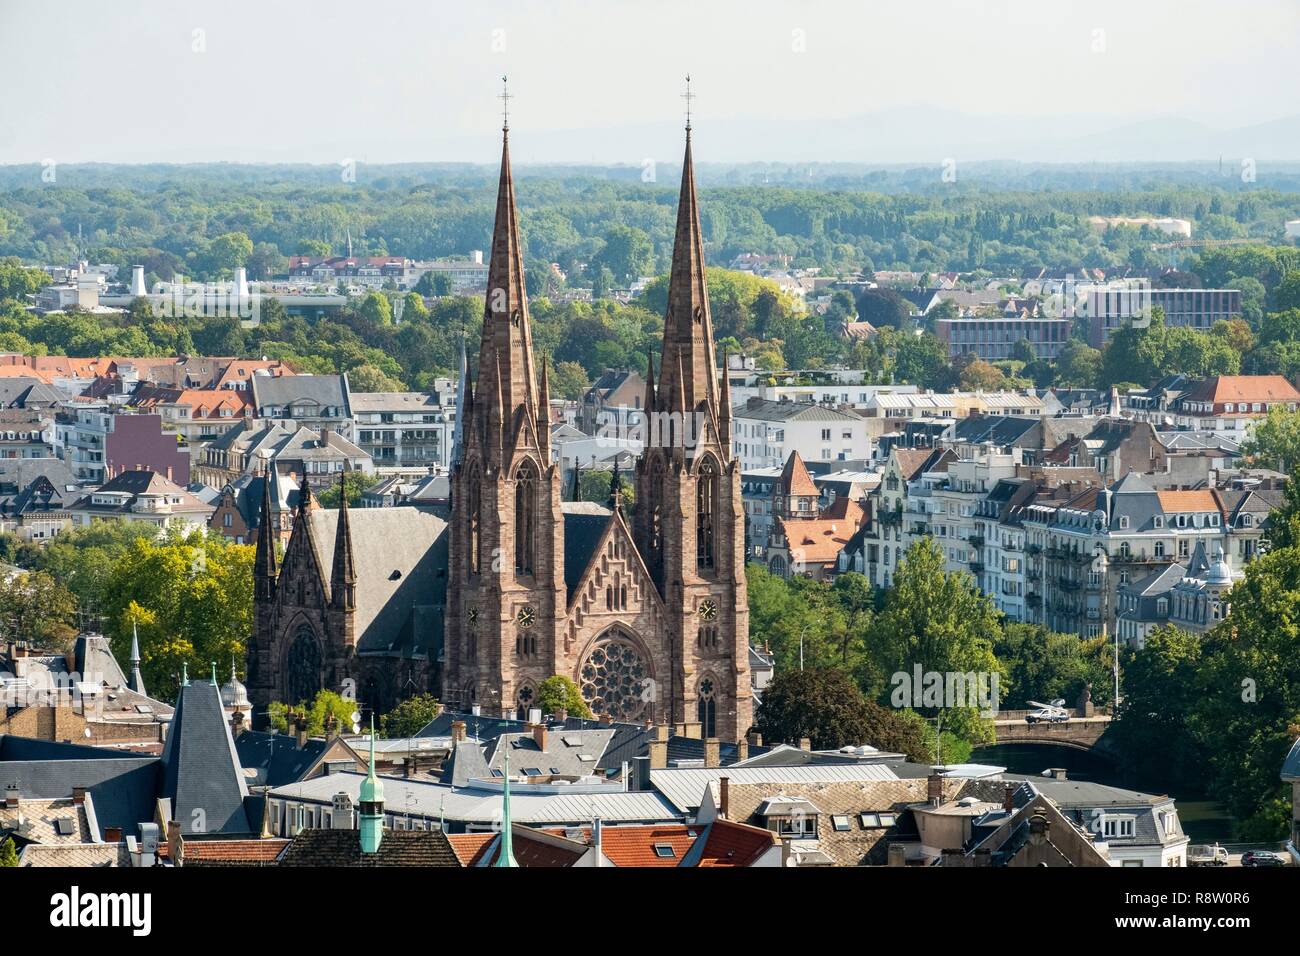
1050;698;1066;708
351;723;361;735
350;711;361;724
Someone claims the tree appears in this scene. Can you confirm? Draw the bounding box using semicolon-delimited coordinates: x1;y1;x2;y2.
1241;405;1300;474
358;291;393;326
316;472;373;508
956;355;1006;391
100;530;254;704
1272;269;1300;312
1055;339;1101;388
755;667;922;753
380;693;441;738
269;689;357;734
592;225;653;283
0;837;17;867
347;363;404;392
855;288;912;329
549;360;590;400
205;232;254;277
0;571;79;651
536;675;593;718
995;623;1113;711
865;538;1003;747
1010;338;1036;363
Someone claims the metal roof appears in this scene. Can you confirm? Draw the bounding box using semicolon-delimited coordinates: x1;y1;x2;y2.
649;763;899;813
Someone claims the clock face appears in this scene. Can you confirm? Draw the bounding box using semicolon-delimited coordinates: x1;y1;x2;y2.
517;605;536;629
698;599;718;621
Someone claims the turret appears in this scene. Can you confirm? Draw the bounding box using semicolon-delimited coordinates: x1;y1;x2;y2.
359;717;384;855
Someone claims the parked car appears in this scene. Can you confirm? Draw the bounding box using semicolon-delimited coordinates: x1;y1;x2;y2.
1188;844;1229;867
1241;850;1287;867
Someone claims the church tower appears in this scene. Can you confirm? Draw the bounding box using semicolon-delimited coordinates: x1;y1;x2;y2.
633;104;750;742
444;101;566;718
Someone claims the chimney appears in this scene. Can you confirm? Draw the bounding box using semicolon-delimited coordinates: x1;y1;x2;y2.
4;784;18;809
324;713;338;741
747;731;762;748
451;720;466;744
735;737;749;762
71;786;87;806
531;722;548;752
648;725;669;769
599;712;613;726
1003;784;1016;814
294;712;308;749
798;737;812;752
230;709;246;738
130;265;147;297
404;757;415;779
1048;767;1067;780
104;826;123;843
703;737;720;768
554;707;567;724
887;843;908;867
719;776;730;820
927;773;944;807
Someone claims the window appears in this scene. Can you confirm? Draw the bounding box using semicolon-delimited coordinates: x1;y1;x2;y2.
653;844;676;858
1102;816;1136;838
697;457;718;571
831;815;851;832
514;460;538;575
821;429;831;441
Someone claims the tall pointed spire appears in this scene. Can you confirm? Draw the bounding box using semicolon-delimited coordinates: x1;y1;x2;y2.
359;716;384;854
473;78;540;468
644;348;657;414
537;352;553;463
128;621;145;696
330;470;356;611
494;743;518;867
254;474;277;601
657;78;718;428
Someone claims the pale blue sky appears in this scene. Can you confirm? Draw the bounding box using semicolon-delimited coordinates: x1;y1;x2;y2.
2;0;1298;163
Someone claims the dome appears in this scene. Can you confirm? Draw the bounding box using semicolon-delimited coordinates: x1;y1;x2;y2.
1204;559;1233;586
220;665;250;708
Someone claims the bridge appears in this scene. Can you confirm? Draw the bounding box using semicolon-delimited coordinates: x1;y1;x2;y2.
990;711;1113;752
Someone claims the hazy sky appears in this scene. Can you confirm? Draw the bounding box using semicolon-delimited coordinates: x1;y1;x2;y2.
2;0;1299;164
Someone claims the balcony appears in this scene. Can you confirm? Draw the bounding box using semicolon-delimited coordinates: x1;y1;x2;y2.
1026;543;1042;556
1026;592;1042;605
969;560;986;573
968;534;985;549
1058;576;1082;591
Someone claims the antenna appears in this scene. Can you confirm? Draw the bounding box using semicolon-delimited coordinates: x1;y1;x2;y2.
499;75;511;131
682;73;695;131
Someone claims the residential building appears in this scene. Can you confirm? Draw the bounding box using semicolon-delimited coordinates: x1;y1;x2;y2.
1086;287;1241;348
66;469;214;533
350;391;454;469
251;373;354;440
731;398;873;470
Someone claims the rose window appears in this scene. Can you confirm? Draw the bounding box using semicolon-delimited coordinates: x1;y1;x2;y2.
579;635;651;721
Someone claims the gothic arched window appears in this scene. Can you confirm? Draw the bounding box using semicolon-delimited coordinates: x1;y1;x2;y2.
697;456;718;571
285;627;322;706
515;683;536;720
697;676;717;738
514;460;538;576
468;464;482;575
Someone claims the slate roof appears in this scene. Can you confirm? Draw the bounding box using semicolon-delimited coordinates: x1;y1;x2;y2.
1007;775;1183;849
736;399;863;424
251;374;351;414
234;731;330;788
949;415;1040;448
1282;738;1300;782
561;501;613;600
159;682;251;835
306;507;447;657
73;634;129;690
484;729;617;778
277;828;460;867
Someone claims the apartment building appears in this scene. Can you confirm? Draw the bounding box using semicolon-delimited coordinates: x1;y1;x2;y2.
731;398;873;470
1086;286;1241;348
350;391;454;470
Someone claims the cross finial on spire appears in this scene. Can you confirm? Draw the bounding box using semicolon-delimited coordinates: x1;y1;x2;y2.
500;75;511;131
682;74;694;131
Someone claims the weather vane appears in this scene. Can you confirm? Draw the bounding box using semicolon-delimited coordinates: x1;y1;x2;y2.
682;73;694;130
500;75;511;131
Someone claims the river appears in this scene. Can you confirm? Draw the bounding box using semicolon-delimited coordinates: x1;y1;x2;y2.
973;743;1235;845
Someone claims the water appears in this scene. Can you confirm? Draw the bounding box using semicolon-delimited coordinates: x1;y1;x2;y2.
974;743;1235;844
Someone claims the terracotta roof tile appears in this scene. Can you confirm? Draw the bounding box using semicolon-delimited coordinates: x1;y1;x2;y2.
778;451;819;498
694;819;779;867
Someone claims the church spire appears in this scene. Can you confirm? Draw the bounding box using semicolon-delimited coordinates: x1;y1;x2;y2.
128;621;145;697
359;716;384;855
644;348;657;414
473;81;540;469
254;474;277;601
494;743;518;867
656;84;718;428
330;471;356;611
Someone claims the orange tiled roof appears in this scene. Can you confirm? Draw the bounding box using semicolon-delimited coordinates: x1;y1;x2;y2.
1157;490;1222;514
182;839;289;862
446;833;495;866
694;819;779;867
135;388;249;418
779;450;819;498
1182;375;1300;406
776;515;857;564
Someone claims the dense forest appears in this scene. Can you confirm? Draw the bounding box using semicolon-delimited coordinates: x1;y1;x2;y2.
5;162;1300;283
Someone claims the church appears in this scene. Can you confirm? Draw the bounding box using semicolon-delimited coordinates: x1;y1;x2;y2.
247;110;753;742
